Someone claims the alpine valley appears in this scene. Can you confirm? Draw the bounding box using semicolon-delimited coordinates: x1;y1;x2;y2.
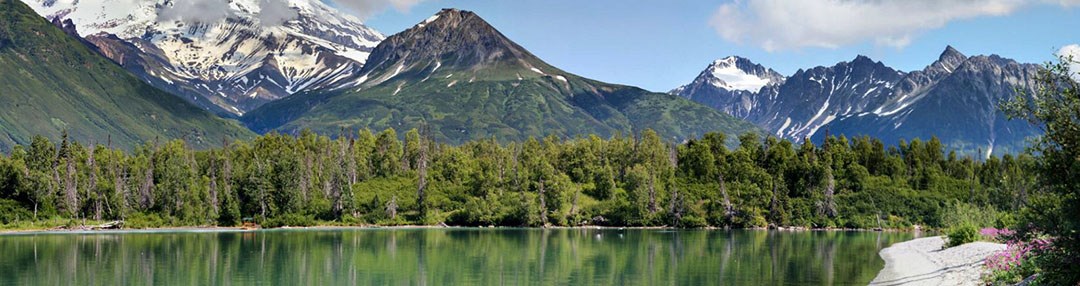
673;46;1041;157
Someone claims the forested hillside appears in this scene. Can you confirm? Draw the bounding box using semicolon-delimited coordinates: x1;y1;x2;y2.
0;129;1031;229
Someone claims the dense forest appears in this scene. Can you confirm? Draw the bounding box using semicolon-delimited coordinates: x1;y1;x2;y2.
0;126;1033;229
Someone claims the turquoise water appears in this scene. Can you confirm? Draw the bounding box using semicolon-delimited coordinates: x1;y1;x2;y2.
0;228;914;285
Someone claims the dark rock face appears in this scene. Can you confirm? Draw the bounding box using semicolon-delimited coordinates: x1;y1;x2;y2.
757;55;904;140
820;52;1041;157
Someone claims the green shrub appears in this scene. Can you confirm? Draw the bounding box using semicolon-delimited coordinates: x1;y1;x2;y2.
946;224;979;248
126;213;167;229
749;215;768;228
0;199;32;224
679;215;708;228
940;201;999;229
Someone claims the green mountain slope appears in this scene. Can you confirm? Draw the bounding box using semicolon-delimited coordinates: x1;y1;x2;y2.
0;0;252;151
243;9;759;143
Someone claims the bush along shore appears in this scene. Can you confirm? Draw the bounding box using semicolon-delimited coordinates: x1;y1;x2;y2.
0;126;1031;232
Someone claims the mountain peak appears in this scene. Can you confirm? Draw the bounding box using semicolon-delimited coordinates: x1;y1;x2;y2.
934;45;968;72
686;55;782;93
437;8;464;15
357;8;545;84
852;55;876;65
941;45;965;59
711;56;741;66
415;8;478;28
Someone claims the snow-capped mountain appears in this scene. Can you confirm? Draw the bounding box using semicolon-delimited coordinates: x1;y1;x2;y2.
677;46;1042;156
24;0;384;115
675;55;902;140
671;56;784;118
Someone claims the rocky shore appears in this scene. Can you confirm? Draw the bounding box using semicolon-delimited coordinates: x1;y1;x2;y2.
870;236;1005;286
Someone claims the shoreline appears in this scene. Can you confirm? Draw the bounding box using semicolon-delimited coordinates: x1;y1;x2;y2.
870;236;1005;286
0;223;925;235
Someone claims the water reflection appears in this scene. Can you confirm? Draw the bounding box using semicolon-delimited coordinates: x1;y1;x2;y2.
0;229;913;285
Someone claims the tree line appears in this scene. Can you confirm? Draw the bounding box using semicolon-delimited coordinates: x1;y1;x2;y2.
0;127;1034;229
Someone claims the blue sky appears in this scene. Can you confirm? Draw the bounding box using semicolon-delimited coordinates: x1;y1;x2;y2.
347;0;1080;92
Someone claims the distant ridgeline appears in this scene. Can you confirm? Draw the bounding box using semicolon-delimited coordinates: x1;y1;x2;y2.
0;129;1033;229
673;47;1043;158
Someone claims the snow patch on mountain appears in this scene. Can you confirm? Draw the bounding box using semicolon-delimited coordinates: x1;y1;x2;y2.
24;0;385;115
706;56;774;92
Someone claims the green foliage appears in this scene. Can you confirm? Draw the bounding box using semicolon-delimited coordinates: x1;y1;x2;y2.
946;224;979;248
940;201;1007;230
0;126;1038;231
0;199;30;224
125;213;167;229
1001;55;1080;284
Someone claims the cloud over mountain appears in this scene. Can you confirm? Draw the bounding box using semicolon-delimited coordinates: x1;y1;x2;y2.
330;0;426;19
258;0;299;26
157;0;236;24
712;0;1080;51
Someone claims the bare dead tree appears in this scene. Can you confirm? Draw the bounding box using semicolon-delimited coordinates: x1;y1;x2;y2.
253;152;268;220
139;144;156;210
208;154;220;219
299;153;313;203
823;167;837;218
668;144;682;226
769;177;780;224
222;143;233;215
569;187;580;225
87;145;100;220
322;139;348;218
386;195;398;220
417;129;429;219
346;137;357;185
538;178;548;226
647;174;658;215
113;159;128;220
63;146;78;219
178;150;198;218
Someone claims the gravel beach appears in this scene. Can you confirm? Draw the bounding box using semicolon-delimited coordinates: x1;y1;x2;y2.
870;236;1006;286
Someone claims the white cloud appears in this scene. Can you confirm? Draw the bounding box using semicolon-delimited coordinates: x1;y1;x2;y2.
157;0;236;24
331;0;427;19
156;0;298;27
258;0;299;26
711;0;1078;51
1058;44;1080;80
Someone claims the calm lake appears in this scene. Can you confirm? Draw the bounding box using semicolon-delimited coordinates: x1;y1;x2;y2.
0;228;915;285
